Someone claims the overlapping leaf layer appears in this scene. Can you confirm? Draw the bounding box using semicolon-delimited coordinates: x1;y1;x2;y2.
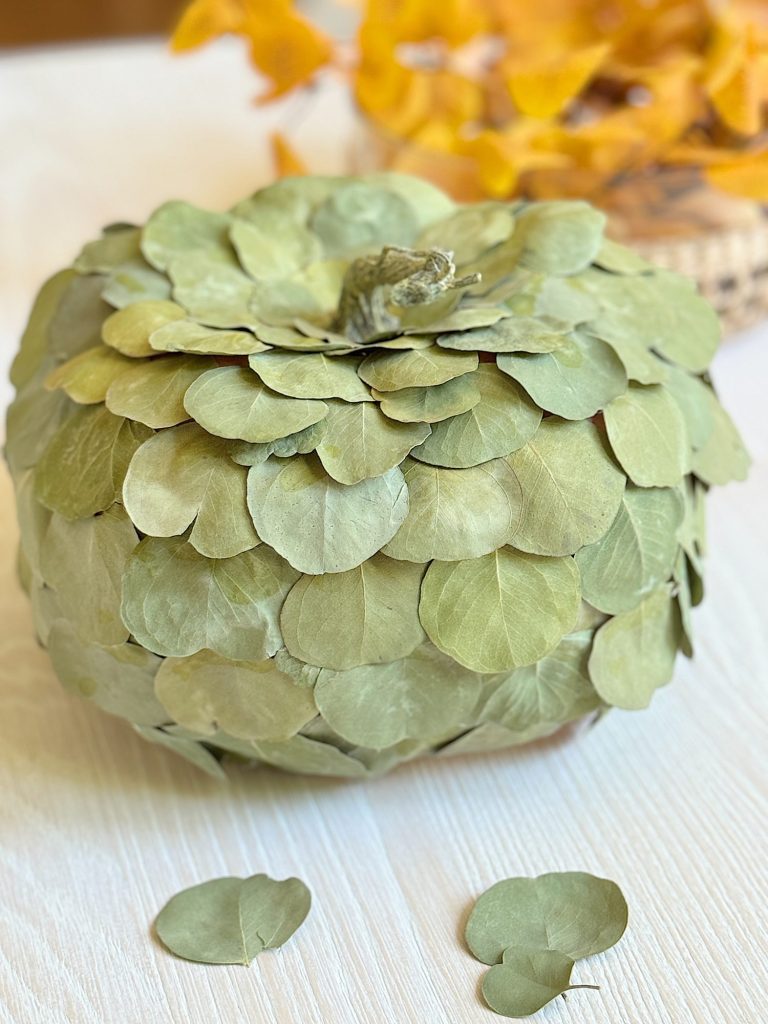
6;174;748;778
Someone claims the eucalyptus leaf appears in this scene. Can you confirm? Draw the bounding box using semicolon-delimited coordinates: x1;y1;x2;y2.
48;273;113;361
251;735;368;778
247;455;408;574
506;418;626;556
281;554;425;669
437;315;569;354
105;354;210;428
121;536;298;660
102;300;186;357
155;873;311;965
383;457;522;561
311;180;416;257
411;364;541;468
420;549;581;673
133;725;226;779
497;330;627;419
102;257;173;309
230;217;321;280
690;387;750;485
358;347;478;391
314;643;482;749
44;345;134;404
465;871;628;964
11;269;75;389
373;373;480;423
229;420;328;466
418;203;515;264
575;486;683;613
482;947;587;1018
248;351;371;402
155;650;316;741
511;201;606;274
150;319;269;356
142;200;231;272
123;423;259;558
604;384;690;487
316;401;430;484
588;585;681;709
35;406;151;519
75;226;141;274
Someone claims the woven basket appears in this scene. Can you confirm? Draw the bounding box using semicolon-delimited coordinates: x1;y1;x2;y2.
632;214;768;336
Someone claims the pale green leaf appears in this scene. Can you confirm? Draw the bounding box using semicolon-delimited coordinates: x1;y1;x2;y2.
316;401;430;484
420;549;581;673
248;351;371;402
44;345;134;404
310;181;416;257
246;455;408;574
383;457;522;561
418;203;515;264
251;735;368;778
508;201;606;275
142;200;231;272
482;947;582;1018
11;269;75;389
74;226;141;274
134;725;226;779
150;319;270;355
358;347;478;391
436;316;569;353
229;421;328;467
155;650;316;741
373;373;480;423
102;300;186;358
102;257;173;309
690;387;750;485
604;384;690;487
105;355;210;428
48;274;113;362
122;423;259;559
280;554;425;669
230;217;321;280
121;536;298;659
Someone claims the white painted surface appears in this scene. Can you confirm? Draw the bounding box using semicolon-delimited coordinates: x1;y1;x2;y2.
1;39;766;1024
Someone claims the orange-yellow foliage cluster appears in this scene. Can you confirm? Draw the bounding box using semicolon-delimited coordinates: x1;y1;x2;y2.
172;0;768;201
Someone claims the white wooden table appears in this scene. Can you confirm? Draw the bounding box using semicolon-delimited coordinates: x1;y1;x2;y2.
1;40;766;1024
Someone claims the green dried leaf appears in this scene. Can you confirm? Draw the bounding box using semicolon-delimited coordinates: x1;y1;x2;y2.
252;321;352;353
155;650;316;741
11;269;76;389
690;387;750;485
575;486;683;613
229;421;328;466
465;871;628;964
416;306;508;336
383;457;522;561
663;366;715;450
48;274;113;362
123;423;259;558
121;536;298;659
104;354;209;428
594;237;653;274
102;300;186;358
311;181;416;257
48;619;166;726
247;455;408;574
74;226;141;274
184;366;328;443
482;947;584;1018
35;406;151;519
411;364;541;468
420;549;581;673
150;319;269;355
506;419;626;556
316;401;430;484
604;384;690;487
248;351;371;401
142;200;231;272
437;316;569;354
155;873;311;965
588;585;680;709
40;505;137;645
230;217;322;280
281;554;425;670
251;734;368;777
314;643;482;749
364;171;456;229
358;347;478;391
134;725;226;778
479;631;601;732
102;257;172;309
44;345;134;404
497;330;627;419
373;373;480;423
418;203;515;264
509;201;606;274
5;380;74;478
169;250;259;328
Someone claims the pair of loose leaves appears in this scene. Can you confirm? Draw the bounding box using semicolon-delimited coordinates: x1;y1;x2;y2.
466;872;628;1017
155;874;311;966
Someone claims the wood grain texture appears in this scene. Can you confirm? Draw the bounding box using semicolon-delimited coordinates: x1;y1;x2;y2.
1;40;767;1024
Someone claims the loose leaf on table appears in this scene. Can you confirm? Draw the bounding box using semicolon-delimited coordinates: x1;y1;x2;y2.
506;418;626;556
280;554;425;670
101;300;186;357
315;401;430;484
588;584;681;709
357;346;478;391
383;457;522;562
604;384;690;487
48;619;166;726
155;873;311;965
105;354;210;428
184;366;328;443
246;455;408;574
436;316;569;354
575;486;683;614
373;373;480;423
482;947;593;1018
248;351;371;402
465;871;628;965
497;329;627;420
154;650;316;741
121;535;298;660
123;423;259;559
419;548;581;673
150;319;269;356
479;631;601;733
44;345;134;404
40;505;138;646
313;644;482;749
410;363;541;468
34;405;151;520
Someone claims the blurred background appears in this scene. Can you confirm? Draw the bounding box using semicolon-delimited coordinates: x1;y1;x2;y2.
2;0;184;46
